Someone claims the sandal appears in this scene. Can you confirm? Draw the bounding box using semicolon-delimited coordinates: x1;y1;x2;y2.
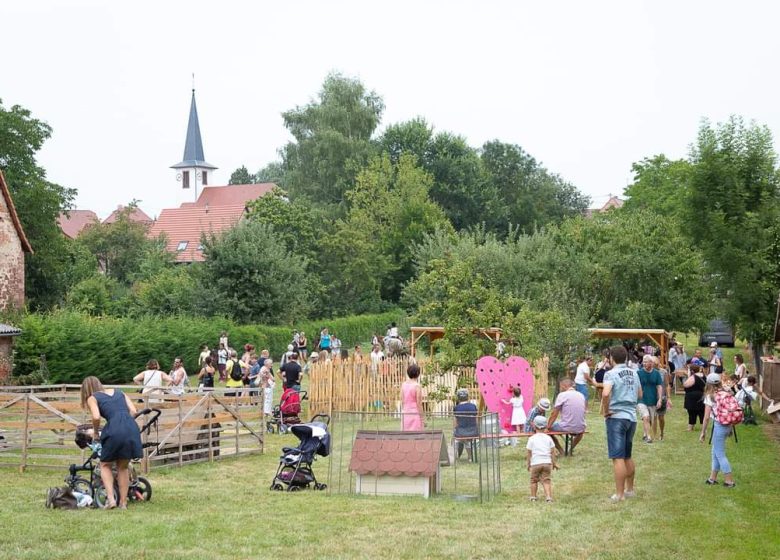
705;479;718;485
724;482;736;488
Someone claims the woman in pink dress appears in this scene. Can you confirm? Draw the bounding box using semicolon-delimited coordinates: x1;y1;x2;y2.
401;363;424;431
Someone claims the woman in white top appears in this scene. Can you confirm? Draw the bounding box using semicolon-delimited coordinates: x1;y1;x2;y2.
133;359;172;402
734;354;747;382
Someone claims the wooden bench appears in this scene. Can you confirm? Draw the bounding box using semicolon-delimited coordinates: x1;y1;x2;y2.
454;431;588;456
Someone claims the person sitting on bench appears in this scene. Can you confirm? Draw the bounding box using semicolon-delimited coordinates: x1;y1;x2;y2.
546;378;587;454
453;389;479;461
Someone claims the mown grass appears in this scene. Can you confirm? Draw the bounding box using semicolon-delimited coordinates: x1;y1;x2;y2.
1;392;779;560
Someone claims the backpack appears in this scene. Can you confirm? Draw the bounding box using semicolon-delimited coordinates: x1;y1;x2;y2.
714;390;744;426
230;360;243;382
45;486;78;510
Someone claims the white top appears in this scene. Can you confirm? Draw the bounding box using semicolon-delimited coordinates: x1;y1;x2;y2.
218;349;228;365
575;361;590;384
735;363;747;379
140;370;163;394
509;396;527;426
526;433;555;466
388;327;399;337
169;367;187;396
736;386;757;407
198;350;210;366
370;350;384;364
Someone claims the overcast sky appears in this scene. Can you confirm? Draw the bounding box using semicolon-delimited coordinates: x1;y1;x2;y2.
3;0;779;219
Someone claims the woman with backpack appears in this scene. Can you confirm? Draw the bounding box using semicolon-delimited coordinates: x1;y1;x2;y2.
699;373;737;488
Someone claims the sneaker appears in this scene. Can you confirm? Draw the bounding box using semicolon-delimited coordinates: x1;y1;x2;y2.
624;490;636;498
724;482;736;488
546;497;553;503
705;478;719;485
529;496;538;502
609;494;624;503
644;437;653;444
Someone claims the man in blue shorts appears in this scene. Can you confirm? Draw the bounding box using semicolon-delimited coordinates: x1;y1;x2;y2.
601;345;642;502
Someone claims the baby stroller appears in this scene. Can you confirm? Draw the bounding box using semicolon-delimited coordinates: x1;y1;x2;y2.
270;414;330;492
266;389;307;434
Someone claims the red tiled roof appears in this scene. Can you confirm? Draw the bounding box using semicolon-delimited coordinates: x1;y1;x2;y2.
349;430;449;478
195;183;276;207
57;210;99;239
103;205;154;225
148;204;246;263
0;170;33;253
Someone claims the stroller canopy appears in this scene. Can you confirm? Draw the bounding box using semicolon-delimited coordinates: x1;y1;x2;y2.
291;422;331;458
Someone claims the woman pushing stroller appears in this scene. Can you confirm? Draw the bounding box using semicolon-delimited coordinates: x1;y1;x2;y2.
81;376;143;509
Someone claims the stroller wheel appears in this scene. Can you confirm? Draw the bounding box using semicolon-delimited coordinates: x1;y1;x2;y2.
288;485;302;492
315;483;327;491
266;422;274;433
270;483;284;491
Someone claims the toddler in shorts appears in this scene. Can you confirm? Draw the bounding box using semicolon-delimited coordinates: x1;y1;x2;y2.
526;415;558;503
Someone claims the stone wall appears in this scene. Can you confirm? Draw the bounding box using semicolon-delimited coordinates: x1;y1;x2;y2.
0;337;13;383
0;188;25;312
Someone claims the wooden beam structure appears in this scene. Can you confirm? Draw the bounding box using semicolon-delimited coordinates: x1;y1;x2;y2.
409;326;503;358
588;328;671;367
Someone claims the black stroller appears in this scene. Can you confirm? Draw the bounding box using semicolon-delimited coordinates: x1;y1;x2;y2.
270;414;330;492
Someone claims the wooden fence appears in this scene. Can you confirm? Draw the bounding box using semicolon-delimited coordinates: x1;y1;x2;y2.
0;385;264;473
308;356;550;416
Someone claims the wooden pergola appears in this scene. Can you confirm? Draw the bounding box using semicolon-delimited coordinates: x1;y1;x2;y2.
588;328;671;367
409;326;504;358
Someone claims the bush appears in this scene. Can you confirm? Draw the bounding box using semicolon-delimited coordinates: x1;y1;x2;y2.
11;310;406;384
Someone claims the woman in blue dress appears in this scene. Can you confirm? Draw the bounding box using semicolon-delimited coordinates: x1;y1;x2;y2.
80;376;143;509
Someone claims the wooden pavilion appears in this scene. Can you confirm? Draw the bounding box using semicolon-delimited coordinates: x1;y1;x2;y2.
588;328;671;366
409;326;504;358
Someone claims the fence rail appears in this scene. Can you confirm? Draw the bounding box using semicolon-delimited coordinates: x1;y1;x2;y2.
0;385;264;473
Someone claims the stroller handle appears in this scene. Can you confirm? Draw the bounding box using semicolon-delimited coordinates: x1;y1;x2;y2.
134;408;161;435
311;414;330;426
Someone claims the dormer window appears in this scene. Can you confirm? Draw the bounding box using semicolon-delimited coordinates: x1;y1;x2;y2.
197;243;204;251
177;241;188;251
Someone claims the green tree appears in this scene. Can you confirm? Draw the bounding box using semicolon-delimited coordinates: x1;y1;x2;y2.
623;155;693;222
0;100;77;309
201;221;314;323
65;274;127;316
77;204;154;286
132;266;206;317
687;117;780;367
481;140;590;233
255;161;285;185
281;73;384;208
228;165;255;185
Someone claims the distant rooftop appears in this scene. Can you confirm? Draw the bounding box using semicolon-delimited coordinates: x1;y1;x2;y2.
103;205;153;226
58;210;99;239
195;184;276;207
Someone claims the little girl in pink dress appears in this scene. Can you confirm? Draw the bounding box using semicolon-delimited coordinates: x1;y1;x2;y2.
401;363;423;430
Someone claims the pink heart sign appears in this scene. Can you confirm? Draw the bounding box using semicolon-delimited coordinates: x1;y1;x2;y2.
475;356;535;432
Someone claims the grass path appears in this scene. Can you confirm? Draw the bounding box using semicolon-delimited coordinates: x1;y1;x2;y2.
1;395;779;560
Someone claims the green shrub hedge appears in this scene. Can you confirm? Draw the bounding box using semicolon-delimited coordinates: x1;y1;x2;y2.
12;310;407;384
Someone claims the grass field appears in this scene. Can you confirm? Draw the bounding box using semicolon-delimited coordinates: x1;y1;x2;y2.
1;390;779;560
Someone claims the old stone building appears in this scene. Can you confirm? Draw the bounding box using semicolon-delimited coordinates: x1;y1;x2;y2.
0;170;32;382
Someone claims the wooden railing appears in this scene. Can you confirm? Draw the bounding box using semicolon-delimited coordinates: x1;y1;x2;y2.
0;385;263;473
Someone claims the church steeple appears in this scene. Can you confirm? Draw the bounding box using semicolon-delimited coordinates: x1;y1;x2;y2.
171;87;217;200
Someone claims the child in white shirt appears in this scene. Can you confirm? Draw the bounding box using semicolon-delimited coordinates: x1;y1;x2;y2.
526;415;558;502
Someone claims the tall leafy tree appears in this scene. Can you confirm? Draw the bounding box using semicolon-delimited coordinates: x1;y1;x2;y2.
281;73;384;208
228;165;255;185
481;140;590;233
0;100;77;309
687;117;780;367
623;155;693;224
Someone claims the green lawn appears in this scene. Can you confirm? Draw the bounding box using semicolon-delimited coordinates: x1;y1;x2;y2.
1;393;779;560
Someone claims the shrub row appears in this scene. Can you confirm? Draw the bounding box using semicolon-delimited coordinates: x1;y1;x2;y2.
12;310;407;384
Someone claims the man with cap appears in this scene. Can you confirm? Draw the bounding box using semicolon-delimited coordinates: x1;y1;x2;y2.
602;344;643;502
524;397;552;433
453;389;479;461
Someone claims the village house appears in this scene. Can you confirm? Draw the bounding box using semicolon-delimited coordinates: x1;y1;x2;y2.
0;170;33;382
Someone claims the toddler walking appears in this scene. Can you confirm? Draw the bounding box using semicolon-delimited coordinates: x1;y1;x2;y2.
526;415;558;502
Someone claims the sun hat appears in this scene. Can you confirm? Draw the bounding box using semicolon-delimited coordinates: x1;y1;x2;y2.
533;415;548;430
538;397;551;411
706;373;722;385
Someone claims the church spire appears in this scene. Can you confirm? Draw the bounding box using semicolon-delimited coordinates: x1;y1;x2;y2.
171;86;217;199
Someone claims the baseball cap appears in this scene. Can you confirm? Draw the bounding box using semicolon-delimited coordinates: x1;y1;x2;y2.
533;415;548;430
706;373;722;385
710;341;718;348
538;398;551;411
691;357;706;367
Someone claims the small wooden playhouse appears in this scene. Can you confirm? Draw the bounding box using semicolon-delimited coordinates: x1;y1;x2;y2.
349;430;450;498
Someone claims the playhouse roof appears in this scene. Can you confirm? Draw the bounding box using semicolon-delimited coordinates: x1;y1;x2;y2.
349;430;449;477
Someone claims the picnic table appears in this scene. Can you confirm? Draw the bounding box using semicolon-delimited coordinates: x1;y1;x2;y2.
454;430;588;457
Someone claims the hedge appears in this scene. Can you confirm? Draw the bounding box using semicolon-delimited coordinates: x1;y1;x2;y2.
11;310;407;384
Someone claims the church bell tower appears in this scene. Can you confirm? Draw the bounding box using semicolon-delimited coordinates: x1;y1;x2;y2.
171;87;217;202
